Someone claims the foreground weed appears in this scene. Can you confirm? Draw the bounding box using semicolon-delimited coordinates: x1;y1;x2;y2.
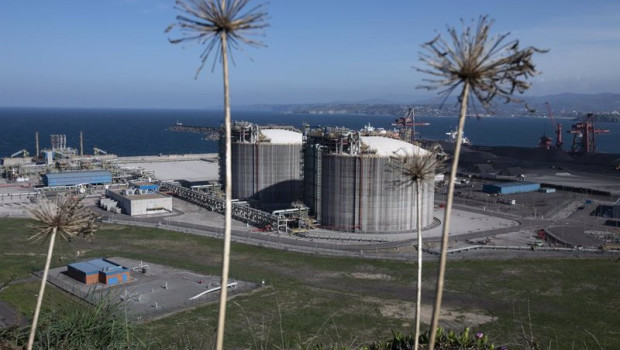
1;298;142;350
25;196;99;350
167;1;268;348
417;16;546;348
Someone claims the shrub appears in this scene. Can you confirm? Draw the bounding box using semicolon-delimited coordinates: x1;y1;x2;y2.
0;298;142;350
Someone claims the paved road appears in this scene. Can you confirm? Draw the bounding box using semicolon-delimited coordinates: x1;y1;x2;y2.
95;199;614;261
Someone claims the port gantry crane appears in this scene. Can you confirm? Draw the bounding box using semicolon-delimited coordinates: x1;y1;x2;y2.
568;113;610;154
392;107;429;143
545;102;563;149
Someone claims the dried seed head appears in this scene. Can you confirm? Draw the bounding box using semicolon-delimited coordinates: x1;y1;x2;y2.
27;195;100;242
417;15;547;108
167;0;269;78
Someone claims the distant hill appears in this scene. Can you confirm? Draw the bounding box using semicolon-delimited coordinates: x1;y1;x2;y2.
523;93;620;114
246;92;620;119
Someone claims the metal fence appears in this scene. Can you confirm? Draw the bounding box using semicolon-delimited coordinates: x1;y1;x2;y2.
128;282;258;323
36;269;260;323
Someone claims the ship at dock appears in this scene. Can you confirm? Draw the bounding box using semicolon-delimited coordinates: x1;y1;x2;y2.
423;111;619;177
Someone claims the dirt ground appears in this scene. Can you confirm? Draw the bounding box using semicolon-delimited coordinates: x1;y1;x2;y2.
378;299;495;330
0;300;26;329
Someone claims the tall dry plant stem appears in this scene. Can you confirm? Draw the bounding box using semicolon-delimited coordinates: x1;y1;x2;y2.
416;16;545;349
27;227;57;350
428;82;469;348
414;178;422;350
26;196;98;350
167;2;267;348
216;31;233;350
390;145;444;349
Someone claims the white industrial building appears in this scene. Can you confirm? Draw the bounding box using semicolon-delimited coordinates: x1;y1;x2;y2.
105;183;172;216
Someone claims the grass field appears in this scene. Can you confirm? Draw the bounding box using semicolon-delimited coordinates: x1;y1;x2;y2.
1;217;618;349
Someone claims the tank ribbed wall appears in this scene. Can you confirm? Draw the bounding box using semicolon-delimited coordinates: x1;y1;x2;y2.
303;144;322;218
229;143;303;204
320;154;434;232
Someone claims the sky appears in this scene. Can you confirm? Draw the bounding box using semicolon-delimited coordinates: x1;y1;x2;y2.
1;0;619;109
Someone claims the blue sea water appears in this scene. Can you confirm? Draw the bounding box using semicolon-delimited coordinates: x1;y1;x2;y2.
0;107;618;158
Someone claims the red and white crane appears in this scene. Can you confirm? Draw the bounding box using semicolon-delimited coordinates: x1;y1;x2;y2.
392;107;430;143
545;102;563;150
568;113;610;154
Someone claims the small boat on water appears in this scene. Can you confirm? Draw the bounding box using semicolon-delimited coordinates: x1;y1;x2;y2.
360;123;387;134
446;129;471;145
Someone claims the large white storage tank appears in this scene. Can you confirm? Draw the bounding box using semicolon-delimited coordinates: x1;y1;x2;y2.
221;122;303;207
304;130;435;233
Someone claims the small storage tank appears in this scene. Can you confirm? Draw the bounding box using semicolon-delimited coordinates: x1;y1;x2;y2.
221;122;303;206
304;129;436;233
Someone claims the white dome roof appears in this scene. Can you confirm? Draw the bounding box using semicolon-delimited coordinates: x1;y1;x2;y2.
261;129;303;144
361;136;428;157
